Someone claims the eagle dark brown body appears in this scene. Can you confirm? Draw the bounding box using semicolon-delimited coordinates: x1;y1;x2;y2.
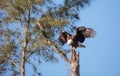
59;26;96;48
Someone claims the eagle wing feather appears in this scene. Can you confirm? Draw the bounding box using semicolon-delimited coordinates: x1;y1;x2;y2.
76;26;96;43
59;32;72;45
83;28;96;38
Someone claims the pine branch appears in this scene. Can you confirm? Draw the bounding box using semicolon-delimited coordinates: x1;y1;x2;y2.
25;48;38;62
36;22;69;63
10;60;20;71
47;40;69;63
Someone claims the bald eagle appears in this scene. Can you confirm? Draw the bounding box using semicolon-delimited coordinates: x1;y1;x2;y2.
59;26;96;48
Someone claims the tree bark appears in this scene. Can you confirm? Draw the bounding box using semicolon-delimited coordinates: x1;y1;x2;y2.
21;32;27;76
69;48;80;76
21;49;25;76
21;28;28;76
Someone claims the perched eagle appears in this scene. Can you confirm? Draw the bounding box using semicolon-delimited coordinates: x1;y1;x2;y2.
59;26;96;48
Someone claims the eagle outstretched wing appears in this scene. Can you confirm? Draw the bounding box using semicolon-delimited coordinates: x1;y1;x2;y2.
76;26;96;43
77;26;96;38
83;28;96;38
59;31;72;45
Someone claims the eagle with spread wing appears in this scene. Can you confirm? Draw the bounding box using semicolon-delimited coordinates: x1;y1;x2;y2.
59;26;96;48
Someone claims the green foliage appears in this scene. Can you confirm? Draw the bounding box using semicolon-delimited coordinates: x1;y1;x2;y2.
0;0;91;75
47;0;90;23
0;0;44;23
39;11;69;28
0;27;20;75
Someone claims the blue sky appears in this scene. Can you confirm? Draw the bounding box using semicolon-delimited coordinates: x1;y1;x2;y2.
79;0;120;75
36;0;120;76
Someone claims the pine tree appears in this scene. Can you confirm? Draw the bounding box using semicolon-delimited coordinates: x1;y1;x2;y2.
0;0;90;76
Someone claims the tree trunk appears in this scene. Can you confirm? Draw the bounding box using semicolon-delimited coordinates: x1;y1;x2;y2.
21;50;25;76
69;48;80;76
21;31;28;76
21;8;30;76
21;27;28;76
